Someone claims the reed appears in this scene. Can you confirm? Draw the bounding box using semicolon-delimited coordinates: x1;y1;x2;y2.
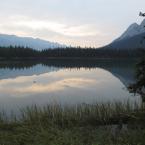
0;102;145;145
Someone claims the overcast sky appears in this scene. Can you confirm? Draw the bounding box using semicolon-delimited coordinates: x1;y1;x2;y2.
0;0;145;47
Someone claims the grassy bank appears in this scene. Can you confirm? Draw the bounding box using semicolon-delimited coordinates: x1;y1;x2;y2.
0;103;145;145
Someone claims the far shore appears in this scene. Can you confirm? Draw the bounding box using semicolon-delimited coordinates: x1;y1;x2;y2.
0;57;140;61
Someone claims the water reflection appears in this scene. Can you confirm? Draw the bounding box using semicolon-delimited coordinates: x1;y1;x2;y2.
0;59;141;112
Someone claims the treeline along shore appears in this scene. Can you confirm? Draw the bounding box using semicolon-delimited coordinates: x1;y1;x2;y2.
0;46;145;59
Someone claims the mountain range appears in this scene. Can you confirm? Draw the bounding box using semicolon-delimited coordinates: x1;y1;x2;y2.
0;19;145;50
0;34;66;50
107;19;145;50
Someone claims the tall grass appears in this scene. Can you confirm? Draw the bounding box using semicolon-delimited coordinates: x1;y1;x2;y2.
0;102;142;127
0;102;145;145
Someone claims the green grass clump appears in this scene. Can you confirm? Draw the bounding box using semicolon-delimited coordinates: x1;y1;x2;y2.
0;102;145;145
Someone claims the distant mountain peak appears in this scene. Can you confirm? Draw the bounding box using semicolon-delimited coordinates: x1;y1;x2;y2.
0;34;67;50
107;19;145;50
140;19;145;27
119;23;139;40
129;22;139;28
116;20;145;42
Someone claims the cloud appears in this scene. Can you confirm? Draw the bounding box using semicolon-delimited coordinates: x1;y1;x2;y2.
0;15;116;47
0;0;145;47
9;16;104;37
0;15;118;47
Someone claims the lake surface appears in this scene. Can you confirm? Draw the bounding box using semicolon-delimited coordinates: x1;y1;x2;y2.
0;59;141;112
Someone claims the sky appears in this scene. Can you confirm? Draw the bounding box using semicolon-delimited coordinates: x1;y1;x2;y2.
0;0;145;47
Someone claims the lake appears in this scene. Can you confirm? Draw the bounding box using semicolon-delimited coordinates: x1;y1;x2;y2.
0;59;141;112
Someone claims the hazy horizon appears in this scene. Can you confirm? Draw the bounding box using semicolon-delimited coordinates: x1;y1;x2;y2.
0;0;145;47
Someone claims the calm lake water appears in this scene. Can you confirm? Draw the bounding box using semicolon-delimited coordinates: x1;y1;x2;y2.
0;59;141;112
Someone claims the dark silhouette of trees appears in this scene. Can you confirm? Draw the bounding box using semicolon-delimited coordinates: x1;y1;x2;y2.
0;46;39;58
0;46;144;59
129;57;145;102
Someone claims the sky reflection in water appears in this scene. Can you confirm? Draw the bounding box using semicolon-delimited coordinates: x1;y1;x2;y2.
0;64;141;112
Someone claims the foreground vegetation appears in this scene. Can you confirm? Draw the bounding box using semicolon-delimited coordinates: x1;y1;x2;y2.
0;102;145;145
129;57;145;101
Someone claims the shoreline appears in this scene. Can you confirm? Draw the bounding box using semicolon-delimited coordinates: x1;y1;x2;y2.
0;57;140;61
